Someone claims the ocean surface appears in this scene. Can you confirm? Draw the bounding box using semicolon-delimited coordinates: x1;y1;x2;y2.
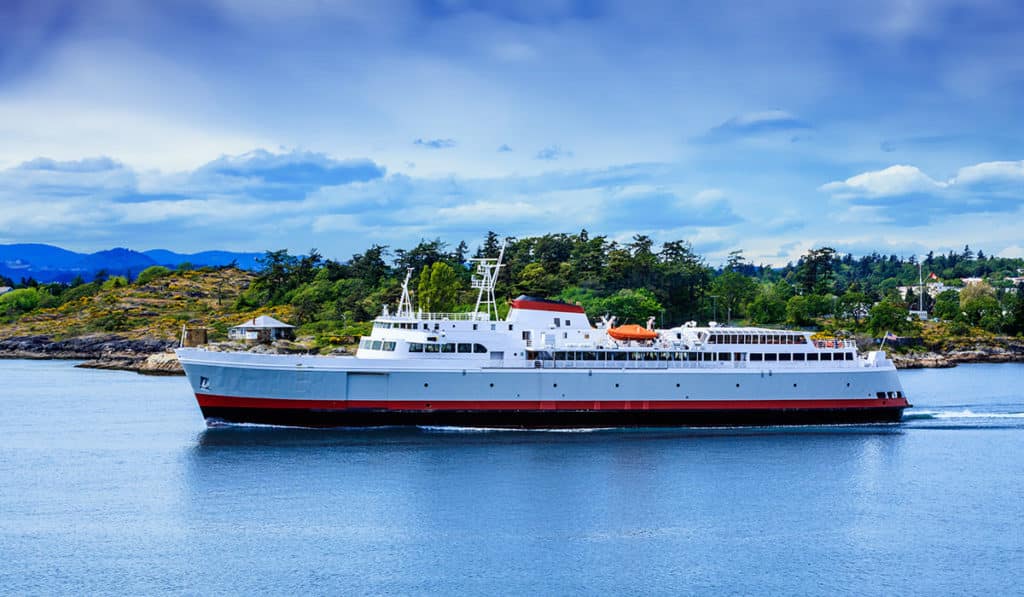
1;360;1022;595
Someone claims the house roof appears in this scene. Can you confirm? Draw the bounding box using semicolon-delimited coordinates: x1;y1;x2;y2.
231;315;294;329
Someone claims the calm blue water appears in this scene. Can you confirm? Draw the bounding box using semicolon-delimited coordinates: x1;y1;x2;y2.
1;360;1022;595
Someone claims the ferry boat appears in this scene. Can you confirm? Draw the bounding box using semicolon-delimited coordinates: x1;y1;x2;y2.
177;252;910;428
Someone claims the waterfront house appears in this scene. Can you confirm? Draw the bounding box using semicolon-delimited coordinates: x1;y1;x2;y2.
228;315;295;343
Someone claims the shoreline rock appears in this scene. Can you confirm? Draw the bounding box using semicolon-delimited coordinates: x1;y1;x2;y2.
0;334;319;375
0;334;182;375
892;341;1024;369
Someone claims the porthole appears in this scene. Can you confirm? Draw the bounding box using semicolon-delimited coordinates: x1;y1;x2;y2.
736;383;740;388
846;382;851;387
425;403;431;408
793;383;797;388
489;383;494;388
615;383;620;388
553;383;558;388
423;383;429;388
676;383;680;388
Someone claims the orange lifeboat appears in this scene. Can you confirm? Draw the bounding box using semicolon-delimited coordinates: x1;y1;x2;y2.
607;324;658;341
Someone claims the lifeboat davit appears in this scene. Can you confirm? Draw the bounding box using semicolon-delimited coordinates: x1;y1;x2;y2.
607;324;658;341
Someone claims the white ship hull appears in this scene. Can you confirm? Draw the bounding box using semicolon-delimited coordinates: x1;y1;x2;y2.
177;349;910;428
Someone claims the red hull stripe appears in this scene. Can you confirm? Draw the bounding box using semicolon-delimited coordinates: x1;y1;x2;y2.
196;394;909;411
509;299;585;314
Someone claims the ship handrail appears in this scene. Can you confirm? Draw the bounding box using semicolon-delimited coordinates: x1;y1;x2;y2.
813;339;856;349
379;311;491;322
481;359;863;370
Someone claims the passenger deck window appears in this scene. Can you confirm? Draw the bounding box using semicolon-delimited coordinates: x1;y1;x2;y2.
473;344;488;353
409;343;424;353
457;343;472;353
441;343;456;353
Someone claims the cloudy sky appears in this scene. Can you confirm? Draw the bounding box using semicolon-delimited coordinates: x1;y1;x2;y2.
2;0;1023;264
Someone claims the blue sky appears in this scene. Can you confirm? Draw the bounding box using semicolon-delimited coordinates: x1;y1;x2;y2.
1;0;1023;265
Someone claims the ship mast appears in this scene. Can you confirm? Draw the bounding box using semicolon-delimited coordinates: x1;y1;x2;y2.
397;267;414;318
469;241;506;321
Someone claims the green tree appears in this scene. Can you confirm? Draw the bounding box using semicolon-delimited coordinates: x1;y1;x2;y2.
135;265;171;285
0;287;44;319
785;295;816;326
711;270;757;323
795;247;836;295
961;294;1003;332
597;288;663;324
417;261;462;312
747;285;786;324
101;276;129;290
837;290;871;325
867;299;911;336
933;289;960;321
516;262;560;298
959;281;996;309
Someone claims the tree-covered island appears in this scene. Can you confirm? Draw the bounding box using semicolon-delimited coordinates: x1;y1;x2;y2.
2;231;1022;370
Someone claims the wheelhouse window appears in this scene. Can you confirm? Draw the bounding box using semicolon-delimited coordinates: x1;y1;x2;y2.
473;344;488;353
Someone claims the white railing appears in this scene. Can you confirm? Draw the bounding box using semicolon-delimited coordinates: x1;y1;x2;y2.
380;311;491;322
813;339;856;349
483;359;861;370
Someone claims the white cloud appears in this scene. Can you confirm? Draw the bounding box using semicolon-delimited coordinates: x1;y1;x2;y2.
997;244;1024;259
953;160;1024;185
819;164;947;198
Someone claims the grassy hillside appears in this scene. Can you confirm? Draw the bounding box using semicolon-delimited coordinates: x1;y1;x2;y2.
1;267;294;342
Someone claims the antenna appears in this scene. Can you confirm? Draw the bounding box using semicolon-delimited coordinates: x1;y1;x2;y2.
396;268;414;317
469;240;506;321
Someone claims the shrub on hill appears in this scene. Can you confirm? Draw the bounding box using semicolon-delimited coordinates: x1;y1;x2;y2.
135;265;172;285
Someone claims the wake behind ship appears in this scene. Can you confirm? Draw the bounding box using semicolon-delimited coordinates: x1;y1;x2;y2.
177;252;910;428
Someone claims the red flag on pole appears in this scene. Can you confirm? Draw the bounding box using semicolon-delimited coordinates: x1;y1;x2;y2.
928;272;938;280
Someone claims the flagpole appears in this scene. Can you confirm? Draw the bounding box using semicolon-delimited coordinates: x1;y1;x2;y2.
918;259;924;312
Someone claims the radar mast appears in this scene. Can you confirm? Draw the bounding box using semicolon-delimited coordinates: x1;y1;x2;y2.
469;241;506;321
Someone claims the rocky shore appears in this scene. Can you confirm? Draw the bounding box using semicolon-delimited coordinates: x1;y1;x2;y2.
0;334;183;374
891;341;1024;369
0;334;327;375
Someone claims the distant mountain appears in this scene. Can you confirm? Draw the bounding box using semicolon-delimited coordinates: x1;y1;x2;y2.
143;249;262;271
0;244;262;284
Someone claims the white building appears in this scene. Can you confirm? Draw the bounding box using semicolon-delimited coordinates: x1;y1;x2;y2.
228;315;295;342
